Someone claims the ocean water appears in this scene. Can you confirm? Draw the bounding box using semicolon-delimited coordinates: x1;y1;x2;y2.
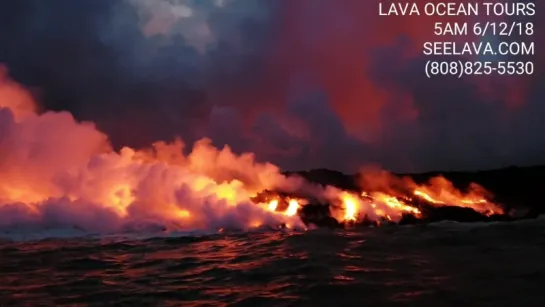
1;217;545;306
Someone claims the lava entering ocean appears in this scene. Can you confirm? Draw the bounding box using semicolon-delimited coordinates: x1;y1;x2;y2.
0;70;510;234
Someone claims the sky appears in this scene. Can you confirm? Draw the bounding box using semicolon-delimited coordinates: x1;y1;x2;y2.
0;0;543;173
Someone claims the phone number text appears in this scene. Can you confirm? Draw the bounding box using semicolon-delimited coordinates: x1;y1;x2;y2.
425;61;534;78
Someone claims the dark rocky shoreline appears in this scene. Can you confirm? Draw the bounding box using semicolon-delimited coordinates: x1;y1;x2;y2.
278;165;545;228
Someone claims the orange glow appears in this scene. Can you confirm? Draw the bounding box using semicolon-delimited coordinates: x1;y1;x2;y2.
250;220;262;228
414;190;445;204
0;71;506;231
372;193;421;216
267;199;279;212
411;177;503;215
176;209;191;219
284;199;300;216
340;192;359;222
108;184;135;216
0;76;306;232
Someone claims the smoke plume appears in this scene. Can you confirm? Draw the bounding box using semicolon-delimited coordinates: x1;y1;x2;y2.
0;0;543;171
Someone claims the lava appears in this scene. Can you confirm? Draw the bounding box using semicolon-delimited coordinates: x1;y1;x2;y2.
0;69;510;233
254;177;504;228
340;192;359;222
285;199;300;217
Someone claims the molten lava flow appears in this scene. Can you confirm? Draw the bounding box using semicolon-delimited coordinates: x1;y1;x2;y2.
411;177;504;216
285;199;300;216
414;190;445;204
260;197;302;217
336;191;421;224
340;192;359;222
267;199;279;211
372;192;421;216
330;175;502;225
0;70;507;233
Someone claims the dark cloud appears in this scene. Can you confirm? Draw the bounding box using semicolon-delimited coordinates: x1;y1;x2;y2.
0;0;544;173
367;33;545;172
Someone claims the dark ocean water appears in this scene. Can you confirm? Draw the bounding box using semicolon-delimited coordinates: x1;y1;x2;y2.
2;217;545;307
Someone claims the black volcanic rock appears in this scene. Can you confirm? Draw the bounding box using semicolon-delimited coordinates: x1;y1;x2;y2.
421;206;490;223
398;213;421;225
283;168;359;191
298;203;343;228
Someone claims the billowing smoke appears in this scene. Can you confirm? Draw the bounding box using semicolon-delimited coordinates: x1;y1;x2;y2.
0;0;543;172
0;70;308;232
0;68;509;234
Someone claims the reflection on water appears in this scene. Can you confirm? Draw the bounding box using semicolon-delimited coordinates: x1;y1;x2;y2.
2;219;545;306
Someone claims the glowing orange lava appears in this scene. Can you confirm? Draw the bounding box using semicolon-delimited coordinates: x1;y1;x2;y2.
0;70;505;231
340;192;359;221
285;199;300;216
